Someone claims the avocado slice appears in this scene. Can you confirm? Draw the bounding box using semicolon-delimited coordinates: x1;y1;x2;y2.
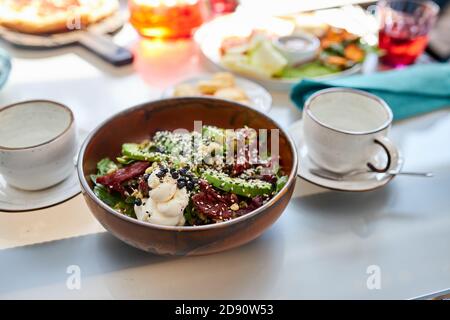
202;169;272;198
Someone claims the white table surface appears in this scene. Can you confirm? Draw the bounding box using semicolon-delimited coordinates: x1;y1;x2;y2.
0;22;449;300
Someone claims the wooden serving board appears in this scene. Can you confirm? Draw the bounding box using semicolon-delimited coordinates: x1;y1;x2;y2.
0;11;133;66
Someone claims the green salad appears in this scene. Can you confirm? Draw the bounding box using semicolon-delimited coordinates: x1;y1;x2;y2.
92;126;288;227
220;28;376;80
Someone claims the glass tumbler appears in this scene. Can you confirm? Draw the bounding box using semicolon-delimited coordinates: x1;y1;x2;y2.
378;0;439;66
129;0;206;39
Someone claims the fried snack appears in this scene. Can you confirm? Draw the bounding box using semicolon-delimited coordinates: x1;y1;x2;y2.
173;83;199;97
320;27;360;49
324;55;349;68
344;43;365;62
214;87;247;101
212;72;235;87
319;26;367;68
173;72;250;105
197;79;227;95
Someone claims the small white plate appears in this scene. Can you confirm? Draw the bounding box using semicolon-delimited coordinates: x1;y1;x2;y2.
289;120;403;192
0;129;88;212
162;75;272;113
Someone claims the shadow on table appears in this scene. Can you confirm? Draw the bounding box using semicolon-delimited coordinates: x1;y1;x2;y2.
95;223;285;299
289;171;450;239
290;184;393;238
0;222;285;299
0;232;154;296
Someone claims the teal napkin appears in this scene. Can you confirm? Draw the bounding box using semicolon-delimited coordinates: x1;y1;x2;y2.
290;63;450;120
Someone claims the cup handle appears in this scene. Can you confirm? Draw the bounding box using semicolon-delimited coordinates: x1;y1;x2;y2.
367;136;399;173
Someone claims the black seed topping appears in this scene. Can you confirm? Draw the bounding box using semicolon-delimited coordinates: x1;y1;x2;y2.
186;181;195;191
156;170;166;178
134;198;142;206
177;180;186;189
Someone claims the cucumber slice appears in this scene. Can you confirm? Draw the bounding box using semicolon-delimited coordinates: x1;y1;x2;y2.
202;169;272;198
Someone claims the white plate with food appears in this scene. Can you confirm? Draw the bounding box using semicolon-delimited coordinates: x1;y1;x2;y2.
195;13;376;91
162;72;272;113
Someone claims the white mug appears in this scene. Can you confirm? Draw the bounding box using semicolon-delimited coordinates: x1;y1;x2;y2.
0;100;77;191
303;88;398;174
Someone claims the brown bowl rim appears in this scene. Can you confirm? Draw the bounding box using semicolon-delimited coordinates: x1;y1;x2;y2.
77;97;298;232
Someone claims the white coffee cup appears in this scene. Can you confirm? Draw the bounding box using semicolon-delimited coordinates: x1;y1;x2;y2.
303;88;398;174
0;100;77;191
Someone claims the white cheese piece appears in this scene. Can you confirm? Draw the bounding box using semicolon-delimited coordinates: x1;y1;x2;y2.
135;170;189;226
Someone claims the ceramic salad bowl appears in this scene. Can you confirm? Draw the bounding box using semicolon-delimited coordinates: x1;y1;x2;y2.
77;97;298;256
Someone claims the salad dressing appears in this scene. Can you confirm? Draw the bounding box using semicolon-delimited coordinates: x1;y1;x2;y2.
134;170;188;226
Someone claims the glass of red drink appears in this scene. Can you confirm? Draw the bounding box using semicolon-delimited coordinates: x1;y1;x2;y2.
378;0;439;67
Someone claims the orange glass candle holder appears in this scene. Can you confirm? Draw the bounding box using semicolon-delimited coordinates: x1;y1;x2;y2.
129;0;206;39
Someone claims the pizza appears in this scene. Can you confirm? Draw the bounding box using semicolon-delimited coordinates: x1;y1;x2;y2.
0;0;120;34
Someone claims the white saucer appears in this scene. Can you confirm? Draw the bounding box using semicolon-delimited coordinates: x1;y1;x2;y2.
0;129;88;212
162;74;272;113
289;120;403;192
0;166;80;212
